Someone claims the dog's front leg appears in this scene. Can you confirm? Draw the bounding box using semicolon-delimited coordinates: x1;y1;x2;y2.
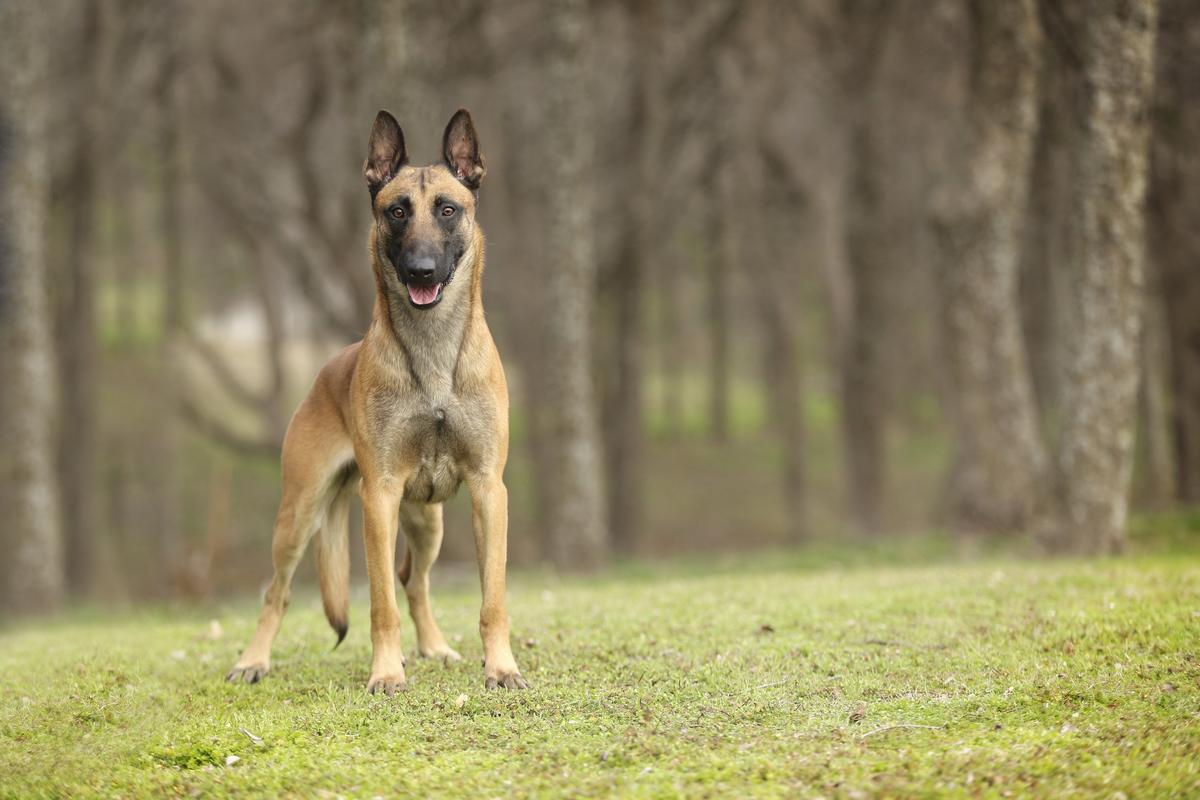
467;472;527;690
361;477;407;695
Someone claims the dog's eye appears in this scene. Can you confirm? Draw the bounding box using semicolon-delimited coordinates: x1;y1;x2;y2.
441;205;456;217
390;207;406;220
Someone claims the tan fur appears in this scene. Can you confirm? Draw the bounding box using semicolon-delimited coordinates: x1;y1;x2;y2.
227;111;526;694
315;481;352;645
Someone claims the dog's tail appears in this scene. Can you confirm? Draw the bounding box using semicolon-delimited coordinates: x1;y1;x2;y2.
315;483;352;648
397;540;412;588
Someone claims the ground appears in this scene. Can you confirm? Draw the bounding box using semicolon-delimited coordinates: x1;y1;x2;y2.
2;541;1198;798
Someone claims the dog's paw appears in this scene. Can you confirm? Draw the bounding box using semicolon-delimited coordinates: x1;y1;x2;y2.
484;671;529;691
226;663;269;684
366;674;408;696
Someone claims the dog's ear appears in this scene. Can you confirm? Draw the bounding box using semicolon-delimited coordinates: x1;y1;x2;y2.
442;109;485;190
364;110;407;197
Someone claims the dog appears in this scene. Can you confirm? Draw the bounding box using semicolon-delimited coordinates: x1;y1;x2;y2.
227;109;527;694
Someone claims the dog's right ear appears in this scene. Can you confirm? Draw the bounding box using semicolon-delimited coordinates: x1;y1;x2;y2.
364;110;407;197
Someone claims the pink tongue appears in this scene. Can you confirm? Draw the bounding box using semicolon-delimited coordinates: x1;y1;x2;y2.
407;283;442;306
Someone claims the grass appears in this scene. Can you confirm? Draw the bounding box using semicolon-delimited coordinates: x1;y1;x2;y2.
2;542;1199;797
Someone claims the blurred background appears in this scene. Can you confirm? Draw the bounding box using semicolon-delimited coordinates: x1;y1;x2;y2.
1;0;1197;612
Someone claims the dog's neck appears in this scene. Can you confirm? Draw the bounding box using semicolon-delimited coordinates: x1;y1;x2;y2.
369;230;484;395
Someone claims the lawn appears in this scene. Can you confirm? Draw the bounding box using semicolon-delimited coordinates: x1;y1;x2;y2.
1;546;1198;797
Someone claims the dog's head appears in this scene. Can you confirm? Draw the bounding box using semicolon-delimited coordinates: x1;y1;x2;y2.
364;109;485;310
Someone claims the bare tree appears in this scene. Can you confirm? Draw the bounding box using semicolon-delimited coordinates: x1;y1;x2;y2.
751;154;811;543
0;0;65;614
152;0;186;593
597;1;648;555
596;0;743;554
1138;261;1175;507
728;3;813;543
539;0;608;568
705;170;732;443
1020;0;1085;424
1151;0;1200;504
44;0;102;596
931;0;1048;533
1048;0;1159;553
833;2;897;535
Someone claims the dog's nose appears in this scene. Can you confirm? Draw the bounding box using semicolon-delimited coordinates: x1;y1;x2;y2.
408;256;436;282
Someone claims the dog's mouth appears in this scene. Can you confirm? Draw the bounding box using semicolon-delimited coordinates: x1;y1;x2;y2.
406;282;444;309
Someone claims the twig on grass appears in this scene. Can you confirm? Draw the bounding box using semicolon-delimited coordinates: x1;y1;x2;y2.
859;723;944;740
239;728;264;746
861;638;949;650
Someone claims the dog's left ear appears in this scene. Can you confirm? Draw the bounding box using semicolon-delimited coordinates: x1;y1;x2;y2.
442;109;485;190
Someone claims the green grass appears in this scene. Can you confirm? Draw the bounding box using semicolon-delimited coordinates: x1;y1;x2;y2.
2;548;1199;797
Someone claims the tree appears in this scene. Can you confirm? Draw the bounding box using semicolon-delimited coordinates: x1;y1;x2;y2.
1020;0;1085;424
931;0;1048;533
728;2;812;543
539;0;609;568
152;0;186;594
51;0;102;596
0;0;65;614
1048;0;1159;553
704;169;732;443
752;153;811;543
596;0;743;554
833;2;897;535
1151;0;1200;504
597;0;649;556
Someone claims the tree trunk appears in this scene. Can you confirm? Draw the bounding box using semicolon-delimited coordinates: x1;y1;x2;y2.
0;0;65;614
1021;0;1085;427
603;223;643;556
931;0;1047;534
155;0;185;596
706;175;732;443
840;121;888;535
1050;0;1159;554
1137;284;1175;507
828;2;900;537
540;0;608;568
50;0;100;596
761;298;807;543
1150;0;1200;504
657;252;684;440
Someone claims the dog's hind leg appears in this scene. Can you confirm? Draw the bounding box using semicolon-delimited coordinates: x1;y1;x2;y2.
226;482;325;683
227;419;352;684
398;500;461;662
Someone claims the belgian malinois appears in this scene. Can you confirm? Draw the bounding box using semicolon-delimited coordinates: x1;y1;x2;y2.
227;109;527;694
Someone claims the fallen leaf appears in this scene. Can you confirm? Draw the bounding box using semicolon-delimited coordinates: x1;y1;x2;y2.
758;624;775;635
454;693;468;709
240;727;264;746
224;755;240;767
849;702;867;725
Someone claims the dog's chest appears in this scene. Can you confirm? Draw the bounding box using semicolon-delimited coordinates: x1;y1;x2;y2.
361;317;497;503
396;394;466;503
378;372;495;504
